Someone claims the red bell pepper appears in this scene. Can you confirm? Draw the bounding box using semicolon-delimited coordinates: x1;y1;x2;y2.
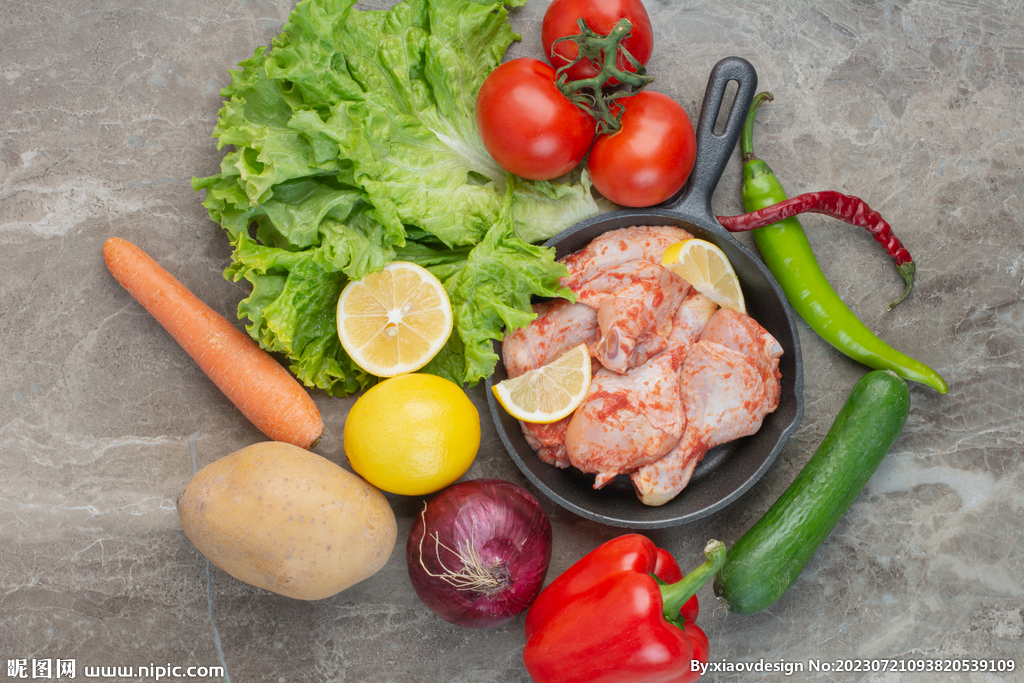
523;534;725;683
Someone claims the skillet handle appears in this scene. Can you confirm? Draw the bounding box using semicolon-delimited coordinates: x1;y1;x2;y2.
666;56;758;221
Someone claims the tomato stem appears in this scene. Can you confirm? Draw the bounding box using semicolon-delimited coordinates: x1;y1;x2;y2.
553;17;653;135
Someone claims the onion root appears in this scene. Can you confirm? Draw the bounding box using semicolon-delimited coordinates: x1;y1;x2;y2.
417;503;512;597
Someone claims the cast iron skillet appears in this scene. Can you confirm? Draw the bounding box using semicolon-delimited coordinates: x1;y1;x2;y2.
485;57;805;528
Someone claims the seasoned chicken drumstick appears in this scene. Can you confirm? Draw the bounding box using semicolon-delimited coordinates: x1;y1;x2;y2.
564;351;686;488
632;309;783;506
562;291;719;489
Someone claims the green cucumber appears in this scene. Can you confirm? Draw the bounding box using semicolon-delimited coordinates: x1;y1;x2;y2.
713;369;911;615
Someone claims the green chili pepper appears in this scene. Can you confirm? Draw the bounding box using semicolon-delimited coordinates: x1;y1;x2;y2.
741;92;948;394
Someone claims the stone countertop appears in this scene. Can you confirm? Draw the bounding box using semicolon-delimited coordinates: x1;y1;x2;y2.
2;1;1021;681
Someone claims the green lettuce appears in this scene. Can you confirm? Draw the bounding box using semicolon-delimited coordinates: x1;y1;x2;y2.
192;0;598;396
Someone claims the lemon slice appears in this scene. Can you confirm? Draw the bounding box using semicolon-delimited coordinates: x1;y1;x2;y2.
661;239;746;314
337;262;453;377
492;344;591;424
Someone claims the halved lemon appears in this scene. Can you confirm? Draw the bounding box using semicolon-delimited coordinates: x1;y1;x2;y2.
661;239;746;314
492;344;591;424
336;262;453;377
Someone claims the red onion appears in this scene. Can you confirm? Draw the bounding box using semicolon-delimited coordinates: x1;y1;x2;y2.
406;478;553;628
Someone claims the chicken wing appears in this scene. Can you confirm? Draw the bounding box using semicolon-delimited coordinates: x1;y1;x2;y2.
502;299;600;468
505;228;785;507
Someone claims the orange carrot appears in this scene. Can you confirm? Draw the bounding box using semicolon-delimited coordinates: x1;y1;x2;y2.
103;237;324;449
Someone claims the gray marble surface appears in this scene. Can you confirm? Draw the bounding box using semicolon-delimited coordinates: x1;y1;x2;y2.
2;0;1022;681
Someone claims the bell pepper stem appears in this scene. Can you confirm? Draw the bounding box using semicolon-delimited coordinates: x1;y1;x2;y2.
660;540;727;623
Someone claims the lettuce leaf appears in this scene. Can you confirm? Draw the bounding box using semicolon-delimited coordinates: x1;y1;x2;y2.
192;0;598;396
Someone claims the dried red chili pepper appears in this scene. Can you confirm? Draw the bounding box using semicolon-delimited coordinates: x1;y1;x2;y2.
717;190;916;310
723;91;947;395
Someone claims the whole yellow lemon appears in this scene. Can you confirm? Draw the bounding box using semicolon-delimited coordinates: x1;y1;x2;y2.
344;374;480;496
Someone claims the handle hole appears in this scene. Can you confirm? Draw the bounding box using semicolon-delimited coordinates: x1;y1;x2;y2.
713;79;740;136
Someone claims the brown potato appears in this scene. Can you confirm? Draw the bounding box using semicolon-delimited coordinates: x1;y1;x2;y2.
178;441;397;600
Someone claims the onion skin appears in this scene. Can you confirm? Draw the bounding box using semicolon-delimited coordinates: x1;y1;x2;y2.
406;479;553;629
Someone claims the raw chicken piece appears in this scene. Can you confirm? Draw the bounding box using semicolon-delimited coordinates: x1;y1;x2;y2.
560;226;691;295
665;291;720;352
521;421;575;469
502;300;599;468
699;308;783;397
594;264;691;372
503;299;599;379
621;292;717;504
559;226;692;373
564;351;685;488
631;311;783;506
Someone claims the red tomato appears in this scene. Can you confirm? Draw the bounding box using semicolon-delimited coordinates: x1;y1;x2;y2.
587;91;696;208
476;58;596;181
542;0;654;83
